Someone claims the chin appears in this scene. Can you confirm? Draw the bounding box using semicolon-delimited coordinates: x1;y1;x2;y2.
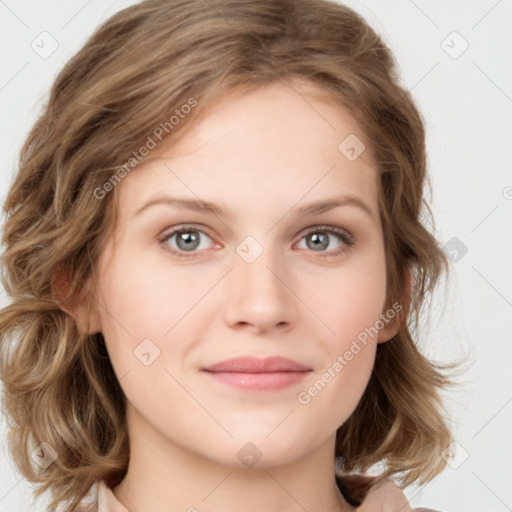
198;433;312;470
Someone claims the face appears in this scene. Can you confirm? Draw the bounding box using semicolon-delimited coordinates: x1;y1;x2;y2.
85;81;398;469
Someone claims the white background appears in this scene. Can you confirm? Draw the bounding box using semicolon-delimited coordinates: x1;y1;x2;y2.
0;0;511;511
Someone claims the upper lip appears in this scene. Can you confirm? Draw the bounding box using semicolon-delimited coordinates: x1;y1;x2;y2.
201;356;312;373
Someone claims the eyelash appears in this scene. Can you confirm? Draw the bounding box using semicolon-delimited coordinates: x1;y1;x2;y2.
158;224;355;258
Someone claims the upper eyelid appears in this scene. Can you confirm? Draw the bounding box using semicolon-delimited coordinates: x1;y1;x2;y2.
160;224;215;241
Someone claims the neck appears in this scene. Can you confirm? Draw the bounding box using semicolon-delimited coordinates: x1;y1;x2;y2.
113;406;352;512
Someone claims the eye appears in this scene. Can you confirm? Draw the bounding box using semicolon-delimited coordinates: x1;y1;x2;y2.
159;226;215;257
159;224;355;259
297;226;354;255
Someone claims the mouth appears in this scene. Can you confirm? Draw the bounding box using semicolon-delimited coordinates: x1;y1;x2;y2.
200;356;312;392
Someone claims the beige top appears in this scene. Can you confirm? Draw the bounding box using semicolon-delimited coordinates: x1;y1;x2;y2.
62;480;440;511
55;481;127;512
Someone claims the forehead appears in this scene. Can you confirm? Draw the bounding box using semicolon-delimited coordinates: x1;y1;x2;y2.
116;81;379;221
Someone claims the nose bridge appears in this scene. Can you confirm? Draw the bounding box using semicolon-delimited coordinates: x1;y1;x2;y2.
222;234;297;331
236;235;281;292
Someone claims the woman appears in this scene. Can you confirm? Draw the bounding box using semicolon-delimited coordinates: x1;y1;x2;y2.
0;1;457;510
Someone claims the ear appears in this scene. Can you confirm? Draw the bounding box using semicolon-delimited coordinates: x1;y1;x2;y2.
51;267;102;335
377;266;413;344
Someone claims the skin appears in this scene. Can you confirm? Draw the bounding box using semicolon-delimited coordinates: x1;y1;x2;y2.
68;81;412;512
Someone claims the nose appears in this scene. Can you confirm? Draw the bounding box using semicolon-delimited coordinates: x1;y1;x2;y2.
222;242;298;334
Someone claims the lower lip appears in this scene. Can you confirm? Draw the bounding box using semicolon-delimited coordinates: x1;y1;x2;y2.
201;371;311;391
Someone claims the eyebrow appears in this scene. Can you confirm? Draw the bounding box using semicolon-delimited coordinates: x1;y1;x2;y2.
134;195;375;220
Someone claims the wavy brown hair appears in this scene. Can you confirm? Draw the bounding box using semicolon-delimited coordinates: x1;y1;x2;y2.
0;0;462;509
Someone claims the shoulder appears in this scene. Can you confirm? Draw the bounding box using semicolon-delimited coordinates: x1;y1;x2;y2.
52;480;128;512
52;482;98;512
97;480;129;512
335;472;443;512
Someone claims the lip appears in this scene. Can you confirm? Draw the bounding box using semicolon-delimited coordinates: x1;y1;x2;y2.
201;356;312;392
201;356;312;373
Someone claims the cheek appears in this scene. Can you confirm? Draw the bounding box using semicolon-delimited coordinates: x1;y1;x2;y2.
95;252;201;378
298;251;386;405
297;288;381;435
98;251;203;334
303;253;388;352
